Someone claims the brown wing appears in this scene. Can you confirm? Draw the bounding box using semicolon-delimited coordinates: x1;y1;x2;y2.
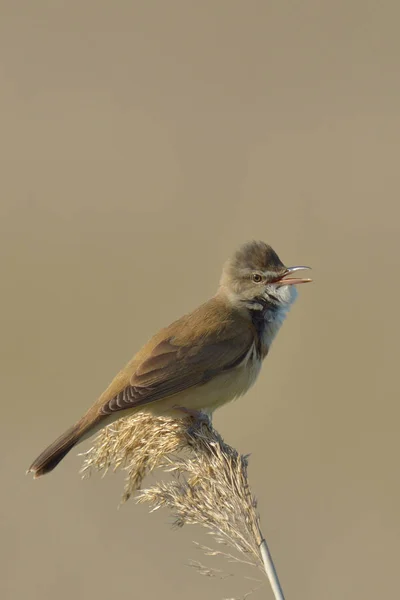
99;322;254;416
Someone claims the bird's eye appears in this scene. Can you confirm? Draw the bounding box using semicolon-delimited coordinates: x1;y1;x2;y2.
252;273;263;283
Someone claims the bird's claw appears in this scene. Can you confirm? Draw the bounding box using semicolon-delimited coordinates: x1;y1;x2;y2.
173;405;211;426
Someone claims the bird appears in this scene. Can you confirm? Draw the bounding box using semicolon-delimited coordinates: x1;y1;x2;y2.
28;240;311;478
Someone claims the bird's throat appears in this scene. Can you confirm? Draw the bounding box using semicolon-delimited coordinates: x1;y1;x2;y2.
249;302;290;358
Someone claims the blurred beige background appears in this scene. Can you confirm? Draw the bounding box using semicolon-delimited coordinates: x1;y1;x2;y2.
1;1;399;599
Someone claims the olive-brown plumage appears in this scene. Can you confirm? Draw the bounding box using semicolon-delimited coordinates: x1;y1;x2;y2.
28;241;311;477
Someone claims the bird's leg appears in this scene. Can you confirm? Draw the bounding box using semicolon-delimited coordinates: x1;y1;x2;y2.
173;405;211;426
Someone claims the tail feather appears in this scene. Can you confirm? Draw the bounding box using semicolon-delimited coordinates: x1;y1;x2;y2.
28;423;86;478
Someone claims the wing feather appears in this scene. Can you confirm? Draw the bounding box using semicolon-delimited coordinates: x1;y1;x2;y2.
100;327;253;416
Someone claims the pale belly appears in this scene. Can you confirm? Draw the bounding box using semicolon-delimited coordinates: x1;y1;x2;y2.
140;347;262;417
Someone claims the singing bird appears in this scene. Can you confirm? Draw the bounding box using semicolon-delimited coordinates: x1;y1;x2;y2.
28;241;311;478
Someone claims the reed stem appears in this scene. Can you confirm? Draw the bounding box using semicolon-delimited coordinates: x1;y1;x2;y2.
259;537;285;600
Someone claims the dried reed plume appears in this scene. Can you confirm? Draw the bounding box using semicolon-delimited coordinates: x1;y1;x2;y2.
81;412;285;600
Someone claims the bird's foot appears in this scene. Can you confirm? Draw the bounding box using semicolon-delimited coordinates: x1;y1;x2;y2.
173;405;211;426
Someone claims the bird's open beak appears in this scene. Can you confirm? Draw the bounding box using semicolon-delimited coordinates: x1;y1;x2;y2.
275;266;312;286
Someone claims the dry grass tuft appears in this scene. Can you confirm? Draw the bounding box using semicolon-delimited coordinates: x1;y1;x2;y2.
81;413;189;502
81;411;285;599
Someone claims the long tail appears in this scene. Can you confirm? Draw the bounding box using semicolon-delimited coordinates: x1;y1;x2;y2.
28;417;100;478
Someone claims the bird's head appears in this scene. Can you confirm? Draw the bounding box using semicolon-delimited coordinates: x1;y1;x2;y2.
219;241;312;311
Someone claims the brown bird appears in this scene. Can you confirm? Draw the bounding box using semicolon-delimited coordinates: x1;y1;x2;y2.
28;241;311;478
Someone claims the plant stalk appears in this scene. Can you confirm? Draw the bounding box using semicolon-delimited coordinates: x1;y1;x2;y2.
259;538;285;600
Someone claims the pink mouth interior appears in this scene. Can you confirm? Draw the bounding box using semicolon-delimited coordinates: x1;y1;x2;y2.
278;276;312;285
